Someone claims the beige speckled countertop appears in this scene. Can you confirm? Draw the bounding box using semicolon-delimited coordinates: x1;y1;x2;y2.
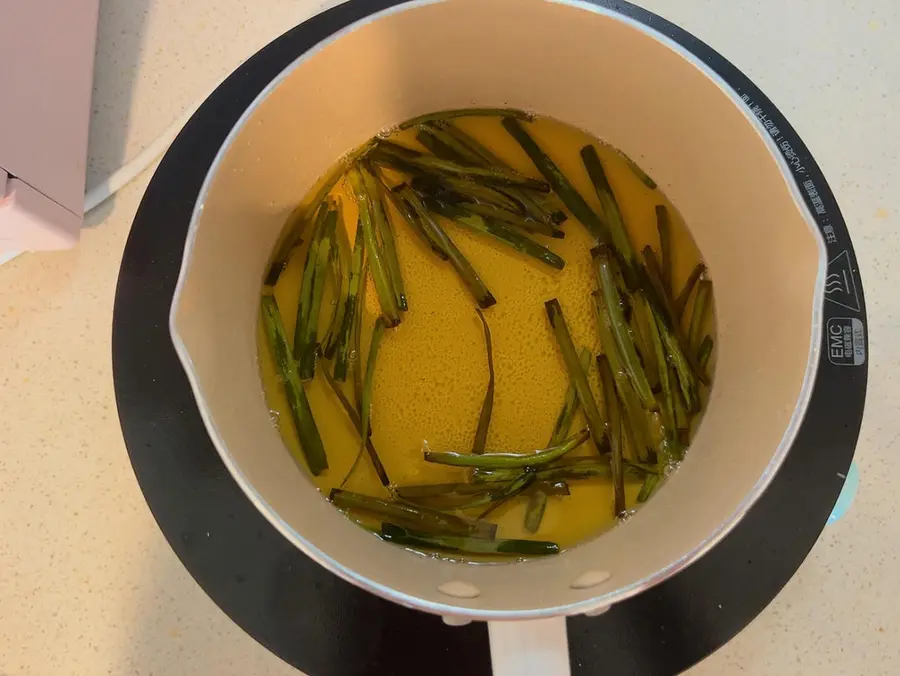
1;1;898;674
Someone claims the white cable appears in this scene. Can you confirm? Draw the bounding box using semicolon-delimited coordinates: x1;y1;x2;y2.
83;77;224;213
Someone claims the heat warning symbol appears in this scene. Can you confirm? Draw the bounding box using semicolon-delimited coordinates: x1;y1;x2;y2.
824;250;861;312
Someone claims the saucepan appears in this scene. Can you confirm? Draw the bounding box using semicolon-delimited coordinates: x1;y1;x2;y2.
169;0;825;672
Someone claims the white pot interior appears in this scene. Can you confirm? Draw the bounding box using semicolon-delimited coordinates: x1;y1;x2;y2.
170;0;824;618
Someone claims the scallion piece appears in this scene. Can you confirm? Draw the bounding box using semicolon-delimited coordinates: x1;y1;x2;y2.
400;187;497;308
502;117;608;242
330;490;496;539
524;488;548;534
637;474;661;503
323;370;390;486
424;428;589;469
443;472;535;512
332;223;365;381
322;205;351;360
293;202;331;373
594;245;657;411
341;316;388;486
688;279;713;352
260;294;327;475
697;335;714;376
398;107;533;130
591;291;654;462
545;299;608;453
432;200;565;270
380;179;450;261
674;262;707;320
472;308;495;454
347;167;402;326
597;355;627;517
374;141;550;192
362;164;408;311
380;523;558;557
548;347;593;446
581;145;638;274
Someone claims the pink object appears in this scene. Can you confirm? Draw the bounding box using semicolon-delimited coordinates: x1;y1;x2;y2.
0;0;99;252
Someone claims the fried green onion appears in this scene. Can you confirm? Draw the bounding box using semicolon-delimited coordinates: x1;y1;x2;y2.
478;456;655;483
644;294;677;436
359;165;406;312
675;262;707;319
347;167;402;326
332;223;366;381
581;145;638;274
322;205;351;359
642;246;709;389
637;474;661;503
641;246;676;322
614;149;657;189
459;201;562;239
398;107;533;129
380;181;449;261
472;308;495;454
414;128;469;163
502;118;608;242
424;428;589;469
524;488;549;534
698;335;714;374
380;523;557;556
631;295;660;388
408;174;526;219
395;481;508;499
591;290;654;462
352;258;368;410
688;279;713;352
648;301;699;414
267;148;363;276
432;200;565;270
293;202;333;375
545;299;608;453
260;294;327;475
330;490;496;538
363;164;408;311
374;141;550;192
323;370;390;486
433;122;568;229
549;347;593;446
594;245;657;411
597;355;626;517
342;316;388;486
264;239;300;287
399;187;497;308
531;460;648;485
445;472;535;511
416;125;481;165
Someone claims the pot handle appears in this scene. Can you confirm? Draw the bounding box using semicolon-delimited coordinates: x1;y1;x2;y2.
488;617;570;675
